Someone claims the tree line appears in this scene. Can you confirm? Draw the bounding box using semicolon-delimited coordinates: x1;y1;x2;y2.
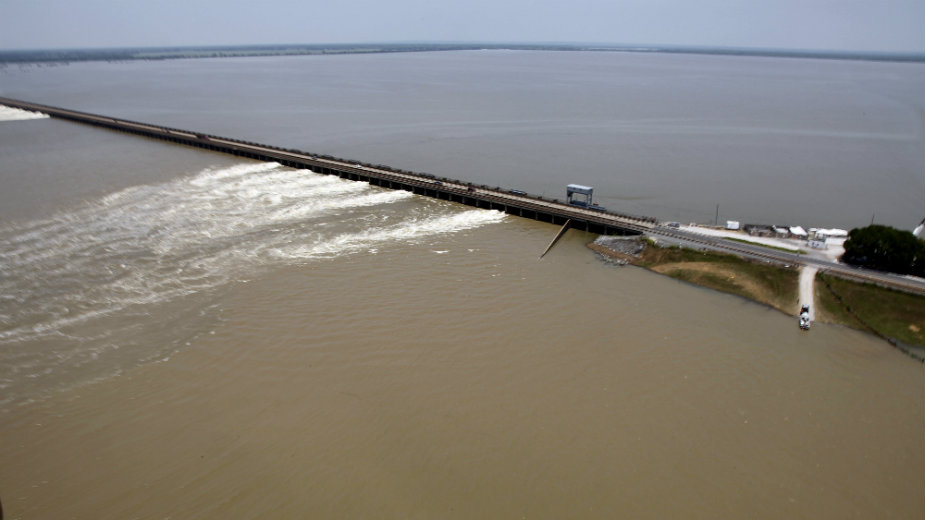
841;225;924;277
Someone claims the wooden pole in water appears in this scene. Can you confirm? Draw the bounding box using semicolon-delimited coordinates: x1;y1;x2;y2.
540;219;572;259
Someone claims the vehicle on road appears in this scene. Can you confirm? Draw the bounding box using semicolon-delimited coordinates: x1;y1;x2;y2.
799;305;811;330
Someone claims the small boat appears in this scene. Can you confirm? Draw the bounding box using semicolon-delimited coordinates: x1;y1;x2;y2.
799;305;811;330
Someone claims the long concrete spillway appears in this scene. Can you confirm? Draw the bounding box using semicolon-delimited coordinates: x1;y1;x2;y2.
0;96;655;237
3;96;924;295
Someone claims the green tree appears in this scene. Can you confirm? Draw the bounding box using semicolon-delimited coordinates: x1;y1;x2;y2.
841;225;925;277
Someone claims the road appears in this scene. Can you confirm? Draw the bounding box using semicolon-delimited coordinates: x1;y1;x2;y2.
800;266;818;320
650;226;925;295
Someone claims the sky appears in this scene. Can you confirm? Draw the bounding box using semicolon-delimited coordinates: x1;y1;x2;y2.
0;0;922;53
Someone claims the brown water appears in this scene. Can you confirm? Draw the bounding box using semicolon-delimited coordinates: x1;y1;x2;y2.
3;50;923;228
0;51;923;518
3;224;922;518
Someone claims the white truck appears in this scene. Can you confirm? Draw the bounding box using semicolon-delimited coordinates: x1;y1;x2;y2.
799;305;811;330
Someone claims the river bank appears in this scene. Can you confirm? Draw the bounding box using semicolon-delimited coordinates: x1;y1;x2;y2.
589;236;925;359
590;236;800;314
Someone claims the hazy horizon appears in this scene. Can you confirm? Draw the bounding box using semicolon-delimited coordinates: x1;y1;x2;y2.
3;41;923;57
1;0;922;54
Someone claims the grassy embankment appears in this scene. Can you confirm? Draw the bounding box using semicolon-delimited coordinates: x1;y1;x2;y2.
590;238;925;354
590;239;799;313
816;273;925;347
723;237;804;255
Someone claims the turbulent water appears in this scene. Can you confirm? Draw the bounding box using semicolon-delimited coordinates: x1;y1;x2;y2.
0;105;48;121
0;161;504;409
0;51;922;518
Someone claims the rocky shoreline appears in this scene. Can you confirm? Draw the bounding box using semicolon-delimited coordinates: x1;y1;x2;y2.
587;236;646;265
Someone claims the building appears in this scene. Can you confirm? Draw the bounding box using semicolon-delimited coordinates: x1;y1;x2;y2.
566;184;594;208
744;224;773;237
772;225;791;238
789;226;807;239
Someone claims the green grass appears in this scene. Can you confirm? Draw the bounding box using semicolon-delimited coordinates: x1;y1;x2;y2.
634;243;799;312
817;273;925;346
668;270;756;301
636;243;744;266
724;237;805;255
815;281;867;330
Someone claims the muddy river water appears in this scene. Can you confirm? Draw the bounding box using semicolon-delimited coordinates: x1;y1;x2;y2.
0;51;922;518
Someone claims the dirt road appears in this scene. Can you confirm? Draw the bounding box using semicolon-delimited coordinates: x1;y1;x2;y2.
799;266;818;320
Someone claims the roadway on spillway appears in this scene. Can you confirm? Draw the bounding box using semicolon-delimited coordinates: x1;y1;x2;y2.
2;96;923;297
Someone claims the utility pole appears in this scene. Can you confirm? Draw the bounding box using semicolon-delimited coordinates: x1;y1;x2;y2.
715;204;719;226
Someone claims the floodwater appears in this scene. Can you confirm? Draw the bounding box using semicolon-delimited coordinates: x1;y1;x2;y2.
0;51;922;518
